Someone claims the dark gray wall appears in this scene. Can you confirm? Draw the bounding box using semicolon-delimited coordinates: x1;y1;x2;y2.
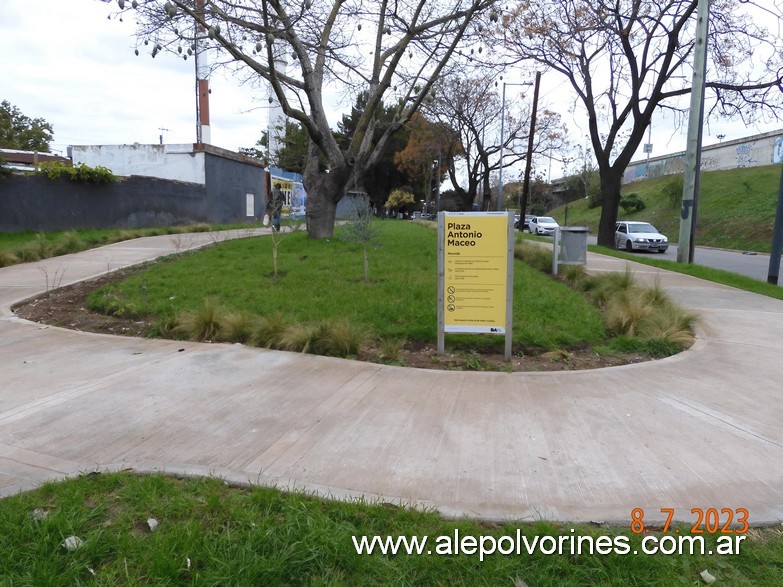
205;153;266;223
0;156;267;232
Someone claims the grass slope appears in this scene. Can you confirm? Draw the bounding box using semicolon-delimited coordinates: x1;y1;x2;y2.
552;164;781;252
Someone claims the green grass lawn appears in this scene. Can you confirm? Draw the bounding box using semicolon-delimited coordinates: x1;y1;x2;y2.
0;224;239;267
1;471;780;585
84;221;611;355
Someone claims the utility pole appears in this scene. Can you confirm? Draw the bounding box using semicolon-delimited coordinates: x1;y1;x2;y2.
677;0;710;264
768;165;783;284
497;80;533;212
519;71;542;225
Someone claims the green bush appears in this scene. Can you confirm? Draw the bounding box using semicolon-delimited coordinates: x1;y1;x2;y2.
660;175;684;208
0;155;11;178
35;161;118;185
619;193;646;213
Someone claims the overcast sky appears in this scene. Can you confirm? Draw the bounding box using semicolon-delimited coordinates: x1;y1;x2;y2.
1;0;781;178
0;0;266;155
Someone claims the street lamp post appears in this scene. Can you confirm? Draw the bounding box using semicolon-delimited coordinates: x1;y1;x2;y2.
497;81;533;211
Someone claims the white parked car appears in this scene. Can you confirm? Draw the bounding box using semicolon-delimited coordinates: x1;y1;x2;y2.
615;221;668;253
528;216;559;236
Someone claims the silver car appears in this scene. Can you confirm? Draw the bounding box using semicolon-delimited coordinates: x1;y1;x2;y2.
615;221;668;253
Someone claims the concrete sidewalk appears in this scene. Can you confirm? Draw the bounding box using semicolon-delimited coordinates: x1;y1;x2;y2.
1;230;782;525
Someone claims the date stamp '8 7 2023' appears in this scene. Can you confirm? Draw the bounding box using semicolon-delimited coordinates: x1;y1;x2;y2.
630;508;749;535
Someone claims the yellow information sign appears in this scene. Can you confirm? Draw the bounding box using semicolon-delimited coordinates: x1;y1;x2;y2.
441;212;512;334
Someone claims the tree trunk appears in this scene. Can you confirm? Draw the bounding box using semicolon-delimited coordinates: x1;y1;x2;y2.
596;168;624;247
302;144;352;239
305;186;338;239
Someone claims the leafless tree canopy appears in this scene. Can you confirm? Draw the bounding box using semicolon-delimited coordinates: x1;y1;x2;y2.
424;74;566;209
497;0;783;245
125;0;501;237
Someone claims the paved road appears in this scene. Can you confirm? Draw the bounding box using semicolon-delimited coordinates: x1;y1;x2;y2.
669;245;781;284
2;230;783;525
586;236;783;284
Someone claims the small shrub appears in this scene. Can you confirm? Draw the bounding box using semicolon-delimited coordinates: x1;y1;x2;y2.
619;193;646;213
604;288;653;336
587;267;636;306
637;305;698;348
661;175;684;209
54;231;87;255
249;313;288;348
177;298;223;342
36;161;118;184
278;322;321;353
316;319;369;357
0;250;20;267
150;313;181;339
86;289;141;318
462;350;493;371
378;336;407;363
514;241;552;273
14;233;52;262
640;279;670;307
0;155;10;178
559;264;586;286
218;311;255;343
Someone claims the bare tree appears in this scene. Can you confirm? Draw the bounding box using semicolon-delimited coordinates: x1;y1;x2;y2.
424;74;565;210
122;0;502;239
499;0;783;246
340;195;380;283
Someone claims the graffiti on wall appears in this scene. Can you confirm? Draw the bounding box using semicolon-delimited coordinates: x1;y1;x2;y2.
773;137;783;164
623;154;686;183
623;131;783;184
735;142;758;168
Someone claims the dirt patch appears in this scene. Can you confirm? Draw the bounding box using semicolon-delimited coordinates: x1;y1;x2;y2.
13;266;653;372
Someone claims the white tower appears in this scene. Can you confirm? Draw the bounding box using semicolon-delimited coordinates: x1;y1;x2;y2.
194;0;211;144
267;50;287;165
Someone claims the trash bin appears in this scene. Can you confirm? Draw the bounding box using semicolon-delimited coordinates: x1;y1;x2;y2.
553;226;589;275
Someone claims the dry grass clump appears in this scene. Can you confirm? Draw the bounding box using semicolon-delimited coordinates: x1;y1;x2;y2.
0;250;19;267
515;239;698;354
599;275;698;351
315;318;369;357
171;299;372;359
277;322;322;353
218;311;256;343
176;297;222;342
249;312;288;348
377;336;407;362
514;241;552;273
